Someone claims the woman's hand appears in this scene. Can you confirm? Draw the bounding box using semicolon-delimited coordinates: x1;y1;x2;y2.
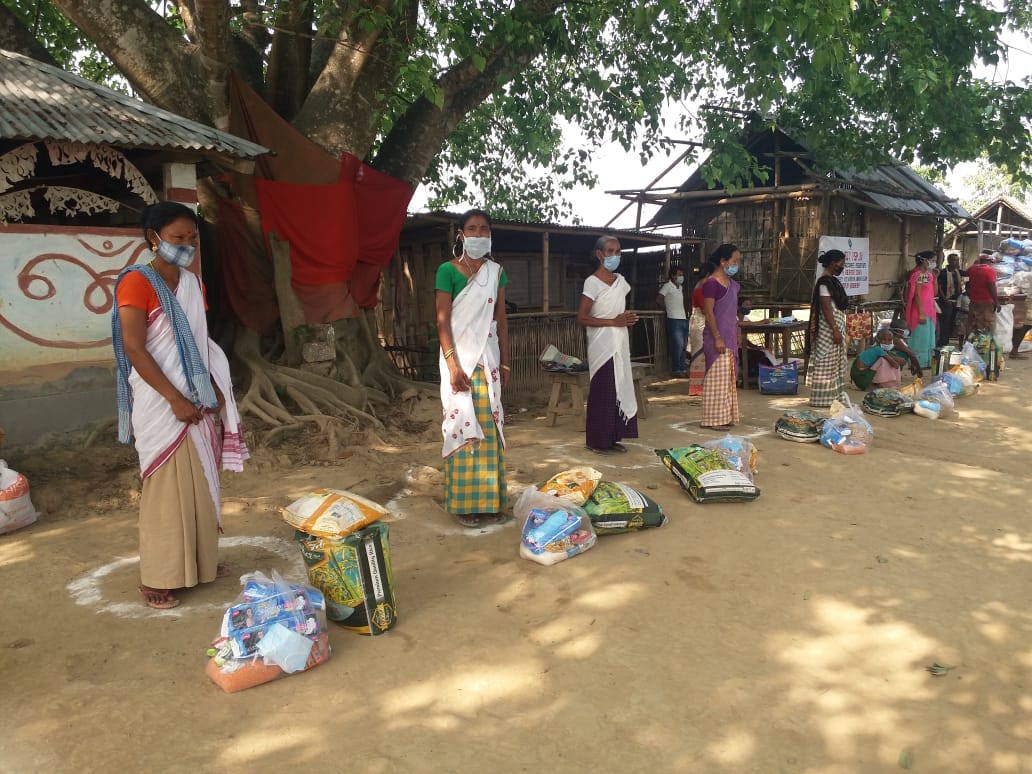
714;335;726;354
918;316;927;325
615;311;639;327
832;330;843;346
169;393;203;424
449;362;471;393
500;366;511;388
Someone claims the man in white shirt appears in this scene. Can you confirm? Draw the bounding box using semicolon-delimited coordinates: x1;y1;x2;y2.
656;267;688;377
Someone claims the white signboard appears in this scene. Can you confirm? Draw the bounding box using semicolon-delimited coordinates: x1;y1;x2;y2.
816;236;869;296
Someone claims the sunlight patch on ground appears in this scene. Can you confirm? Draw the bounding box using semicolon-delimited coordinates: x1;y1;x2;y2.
0;538;34;568
706;726;757;765
378;661;543;729
215;725;323;768
770;597;938;758
575;582;649;610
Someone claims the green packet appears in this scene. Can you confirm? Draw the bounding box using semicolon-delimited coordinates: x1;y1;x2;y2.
582;480;667;534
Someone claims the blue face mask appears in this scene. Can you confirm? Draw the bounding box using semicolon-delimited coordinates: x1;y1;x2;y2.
725;263;739;277
156;239;196;268
603;255;621;272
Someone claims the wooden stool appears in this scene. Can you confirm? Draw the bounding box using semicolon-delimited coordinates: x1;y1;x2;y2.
545;366;649;427
545;372;587;427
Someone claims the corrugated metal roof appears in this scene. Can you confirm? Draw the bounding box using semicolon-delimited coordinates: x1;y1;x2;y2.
837;164;970;219
0;49;267;160
647;122;969;225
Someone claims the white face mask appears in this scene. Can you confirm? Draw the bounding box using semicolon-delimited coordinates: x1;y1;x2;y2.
463;236;491;260
881;342;894;351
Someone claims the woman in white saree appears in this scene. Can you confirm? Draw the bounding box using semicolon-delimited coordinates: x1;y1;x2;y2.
576;236;639;454
112;202;248;609
435;210;511;528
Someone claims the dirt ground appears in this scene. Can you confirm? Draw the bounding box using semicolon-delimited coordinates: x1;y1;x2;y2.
1;362;1031;774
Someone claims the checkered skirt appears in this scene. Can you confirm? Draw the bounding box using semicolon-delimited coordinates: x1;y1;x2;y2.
444;367;506;515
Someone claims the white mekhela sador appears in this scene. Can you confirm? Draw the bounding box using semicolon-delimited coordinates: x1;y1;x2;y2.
584;273;637;420
439;259;505;458
129;269;248;524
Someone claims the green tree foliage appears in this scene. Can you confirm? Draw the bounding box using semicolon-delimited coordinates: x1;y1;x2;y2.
1;0;1030;221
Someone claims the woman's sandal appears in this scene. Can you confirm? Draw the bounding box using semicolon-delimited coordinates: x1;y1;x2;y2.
216;563;232;579
138;586;180;610
611;443;629;453
455;513;508;528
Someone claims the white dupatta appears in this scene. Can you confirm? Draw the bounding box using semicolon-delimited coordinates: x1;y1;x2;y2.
439;260;505;458
585;273;637;420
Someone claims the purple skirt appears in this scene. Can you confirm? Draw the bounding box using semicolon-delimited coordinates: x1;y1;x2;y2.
585;358;638;450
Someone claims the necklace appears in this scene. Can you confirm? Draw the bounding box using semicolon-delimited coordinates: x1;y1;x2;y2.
459;255;489;287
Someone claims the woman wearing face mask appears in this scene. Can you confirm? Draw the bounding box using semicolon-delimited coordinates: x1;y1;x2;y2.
656;267;688;377
111;202;249;609
806;249;850;408
905;250;938;368
577;235;638;453
435;209;510;527
850;327;909;390
699;244;742;429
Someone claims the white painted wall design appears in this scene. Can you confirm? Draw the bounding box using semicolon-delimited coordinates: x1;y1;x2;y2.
0;225;145;370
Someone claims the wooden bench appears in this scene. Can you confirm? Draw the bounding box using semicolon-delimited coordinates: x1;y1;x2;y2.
545;363;650;427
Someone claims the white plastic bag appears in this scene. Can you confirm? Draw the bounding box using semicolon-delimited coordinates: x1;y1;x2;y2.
514;486;596;566
917;381;955;416
0;460;39;535
821;397;874;455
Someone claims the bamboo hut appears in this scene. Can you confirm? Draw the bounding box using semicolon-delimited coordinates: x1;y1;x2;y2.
945;194;1032;264
617;122;969;313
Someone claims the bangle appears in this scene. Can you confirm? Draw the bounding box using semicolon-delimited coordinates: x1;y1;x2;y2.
501;365;511;372
443;348;454;360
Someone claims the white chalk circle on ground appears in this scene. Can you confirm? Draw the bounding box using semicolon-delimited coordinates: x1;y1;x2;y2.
66;535;306;619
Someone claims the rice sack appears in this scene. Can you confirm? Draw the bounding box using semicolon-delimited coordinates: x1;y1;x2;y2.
862;388;912;417
281;488;388;538
582;481;666;534
294;523;397;635
538;467;602;505
774;410;824;443
655;446;760;503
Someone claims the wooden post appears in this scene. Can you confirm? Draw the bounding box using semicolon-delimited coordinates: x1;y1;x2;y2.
542;231;550;313
269;232;306;367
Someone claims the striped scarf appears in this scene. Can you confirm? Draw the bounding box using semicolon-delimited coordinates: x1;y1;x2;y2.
111;264;218;444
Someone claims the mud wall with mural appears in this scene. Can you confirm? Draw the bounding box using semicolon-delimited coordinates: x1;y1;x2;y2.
0;224;146;445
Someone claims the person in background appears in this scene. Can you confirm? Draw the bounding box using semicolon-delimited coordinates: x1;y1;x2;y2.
112;202;249;610
806;249;849;408
435;209;510;528
850;327;908;390
963;250;1000;340
1007;269;1031;359
686;262;713;396
656;266;688;377
737;296;765;380
699;244;741;429
905;251;938;368
577;235;638;454
937;252;963;346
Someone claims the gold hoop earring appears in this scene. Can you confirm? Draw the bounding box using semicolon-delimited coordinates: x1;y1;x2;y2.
150;243;158;253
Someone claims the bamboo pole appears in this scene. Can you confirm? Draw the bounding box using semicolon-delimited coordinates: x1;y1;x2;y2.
542;231;551;313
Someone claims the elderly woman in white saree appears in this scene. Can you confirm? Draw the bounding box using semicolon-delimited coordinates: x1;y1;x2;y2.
435;209;511;528
112;202;248;610
576;236;639;454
